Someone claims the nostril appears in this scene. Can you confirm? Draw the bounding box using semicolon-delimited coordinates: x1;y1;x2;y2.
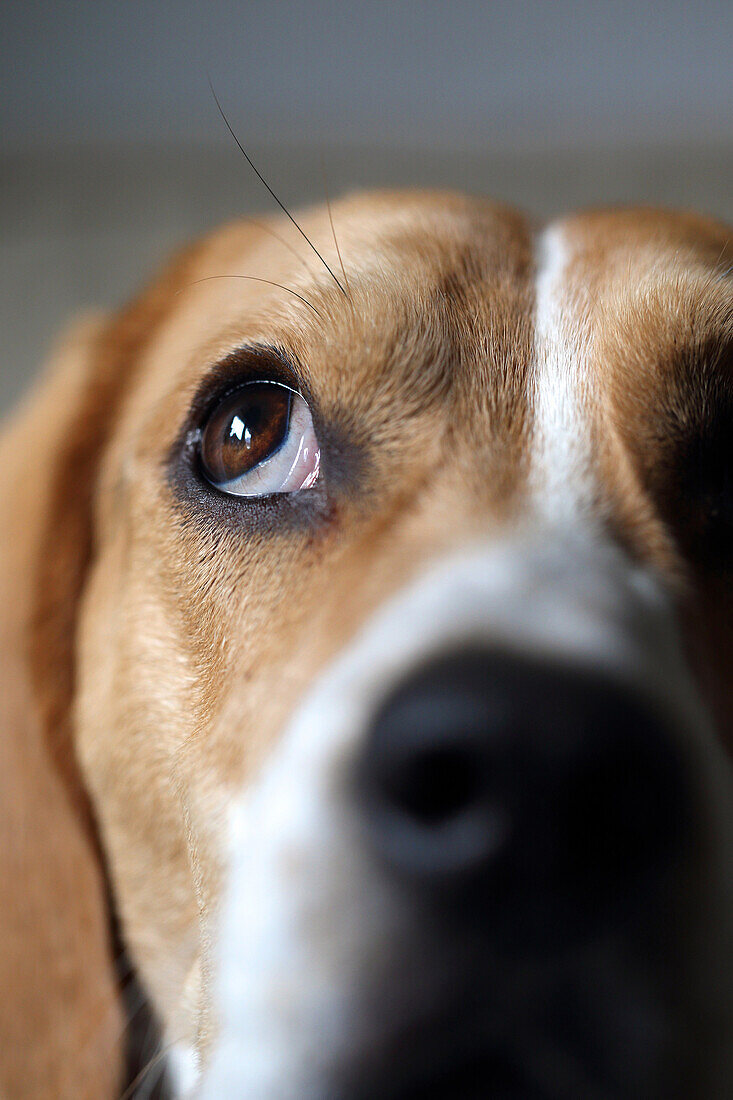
357;648;695;942
384;744;483;827
358;679;510;878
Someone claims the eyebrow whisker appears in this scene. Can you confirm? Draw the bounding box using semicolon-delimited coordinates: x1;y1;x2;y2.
180;274;324;319
321;152;353;305
208;78;348;300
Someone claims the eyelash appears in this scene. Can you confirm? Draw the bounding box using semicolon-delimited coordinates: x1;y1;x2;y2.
197;350;306;419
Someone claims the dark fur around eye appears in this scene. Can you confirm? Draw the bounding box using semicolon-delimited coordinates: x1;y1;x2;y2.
166;344;368;537
668;414;733;569
641;361;733;576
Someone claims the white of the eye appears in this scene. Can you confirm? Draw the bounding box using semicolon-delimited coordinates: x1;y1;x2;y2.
215;393;321;497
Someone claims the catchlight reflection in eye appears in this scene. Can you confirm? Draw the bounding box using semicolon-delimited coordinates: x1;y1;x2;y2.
229;415;251;447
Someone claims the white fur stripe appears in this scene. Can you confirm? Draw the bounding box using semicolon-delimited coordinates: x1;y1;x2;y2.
531;224;596;522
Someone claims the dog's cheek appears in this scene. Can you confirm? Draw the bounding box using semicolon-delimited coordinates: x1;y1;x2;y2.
75;532;202;1044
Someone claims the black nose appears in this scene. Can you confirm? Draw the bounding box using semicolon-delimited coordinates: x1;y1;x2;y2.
357;649;693;945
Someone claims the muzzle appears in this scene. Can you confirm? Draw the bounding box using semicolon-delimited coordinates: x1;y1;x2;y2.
197;536;733;1100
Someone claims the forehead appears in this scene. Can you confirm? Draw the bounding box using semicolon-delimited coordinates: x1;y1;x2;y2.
559;206;732;278
542;207;732;398
549;208;733;424
144;192;535;406
116;194;732;490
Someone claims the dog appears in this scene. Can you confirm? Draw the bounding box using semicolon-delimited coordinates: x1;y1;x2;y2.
1;190;733;1098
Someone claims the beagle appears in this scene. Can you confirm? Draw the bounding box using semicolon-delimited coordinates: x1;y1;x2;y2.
1;191;733;1099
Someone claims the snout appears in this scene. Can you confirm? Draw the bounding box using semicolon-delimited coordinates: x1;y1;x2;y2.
357;648;691;949
199;544;732;1100
338;650;698;1098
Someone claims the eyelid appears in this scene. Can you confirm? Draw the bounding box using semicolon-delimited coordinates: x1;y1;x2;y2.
200;378;298;432
190;345;309;429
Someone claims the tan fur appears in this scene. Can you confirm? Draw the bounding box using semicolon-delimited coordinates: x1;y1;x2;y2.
555;208;733;738
0;318;124;1100
1;191;731;1094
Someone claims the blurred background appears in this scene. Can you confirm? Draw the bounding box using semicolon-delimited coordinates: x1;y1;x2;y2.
2;0;732;413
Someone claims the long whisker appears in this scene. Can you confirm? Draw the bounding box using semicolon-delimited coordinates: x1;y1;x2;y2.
209;77;348;299
118;1038;177;1100
133;1041;170;1100
714;240;731;271
320;152;352;303
179;274;324;319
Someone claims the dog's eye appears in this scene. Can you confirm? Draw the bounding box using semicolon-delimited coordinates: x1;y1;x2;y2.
199;382;320;497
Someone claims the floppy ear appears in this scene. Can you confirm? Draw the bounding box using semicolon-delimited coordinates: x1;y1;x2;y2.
0;233;205;1099
0;315;129;1099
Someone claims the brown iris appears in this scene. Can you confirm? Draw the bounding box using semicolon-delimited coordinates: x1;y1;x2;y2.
200;382;293;485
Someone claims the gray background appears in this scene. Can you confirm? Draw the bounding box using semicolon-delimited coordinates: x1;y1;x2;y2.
2;0;732;412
